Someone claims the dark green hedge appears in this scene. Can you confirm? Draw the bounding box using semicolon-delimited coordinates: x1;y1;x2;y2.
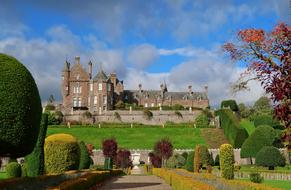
0;53;42;157
253;115;277;127
78;141;91;170
25;113;48;177
240;125;276;159
255;146;285;169
215;109;248;148
220;100;239;111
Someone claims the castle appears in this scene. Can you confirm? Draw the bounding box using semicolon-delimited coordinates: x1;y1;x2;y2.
61;56;209;114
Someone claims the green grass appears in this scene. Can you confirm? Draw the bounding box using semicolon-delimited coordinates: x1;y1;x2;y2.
240;165;291;173
240;178;291;190
47;126;206;149
0;172;7;180
240;119;256;135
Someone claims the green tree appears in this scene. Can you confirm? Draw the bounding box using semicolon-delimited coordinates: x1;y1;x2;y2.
240;125;276;164
184;151;194;172
25;113;48;177
220;144;235;179
253;96;273;114
0;53;42;157
238;103;252;118
256;146;285;170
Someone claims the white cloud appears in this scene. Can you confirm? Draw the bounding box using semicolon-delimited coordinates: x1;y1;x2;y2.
127;44;159;70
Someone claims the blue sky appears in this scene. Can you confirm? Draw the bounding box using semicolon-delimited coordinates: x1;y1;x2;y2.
0;0;289;106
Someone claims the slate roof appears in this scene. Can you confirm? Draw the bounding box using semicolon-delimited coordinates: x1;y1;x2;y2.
93;70;109;82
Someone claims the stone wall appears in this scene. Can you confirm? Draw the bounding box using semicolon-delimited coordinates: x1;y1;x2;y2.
90;148;290;166
65;110;201;125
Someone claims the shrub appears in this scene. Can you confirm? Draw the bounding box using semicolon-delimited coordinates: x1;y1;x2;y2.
221;99;239;111
215;109;248;148
46;111;61;125
194;145;201;173
195;113;209;128
78;141;91;170
253;115;278;128
200;145;211;167
54;111;64;123
220;144;234;179
82;111;92;119
184;151;194;172
6;162;22;178
0;53;42;157
102;138;118;160
25;113;48;177
250;172;264;183
116;149;132;169
115;100;125;109
181;152;188;160
153;138;173;167
44;134;80;174
143;109;153;120
174;111;183;118
173;104;184;110
166;154;186;168
256;146;286;170
241;125;276;161
45;104;55;111
114;112;121;121
21;163;28;177
149;152;162;168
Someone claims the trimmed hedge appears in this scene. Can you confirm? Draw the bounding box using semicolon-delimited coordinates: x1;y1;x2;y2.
253;115;277;127
215;109;248;148
44;134;80;174
25;113;48;177
255;146;286;170
240;125;276;159
78;141;91;170
0;53;42;157
220;99;239;111
6;162;22;178
219;144;234;179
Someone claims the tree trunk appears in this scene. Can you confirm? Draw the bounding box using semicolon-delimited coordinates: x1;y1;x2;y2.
250;157;253;165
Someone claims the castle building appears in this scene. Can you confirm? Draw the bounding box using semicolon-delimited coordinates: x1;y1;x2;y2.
61;56;209;114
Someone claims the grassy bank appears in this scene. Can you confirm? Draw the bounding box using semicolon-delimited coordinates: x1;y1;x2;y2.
47;126;206;149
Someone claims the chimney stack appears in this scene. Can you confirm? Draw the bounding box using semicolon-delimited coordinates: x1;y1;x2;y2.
88;61;92;79
75;56;80;64
138;84;142;93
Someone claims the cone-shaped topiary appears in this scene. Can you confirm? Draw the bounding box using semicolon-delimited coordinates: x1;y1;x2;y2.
194;145;201;173
255;146;286;170
6;162;22;178
44;134;80;174
0;53;42;157
25;113;48;177
78;141;91;170
185;151;194;172
219;144;234;179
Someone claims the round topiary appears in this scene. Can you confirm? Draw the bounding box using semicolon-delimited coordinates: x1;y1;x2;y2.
255;146;286;170
78;141;91;170
0;54;42;157
6;162;22;178
253;115;274;127
44;134;80;174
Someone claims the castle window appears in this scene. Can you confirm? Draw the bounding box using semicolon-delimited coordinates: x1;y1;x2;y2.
88;97;90;105
76;74;80;80
107;84;111;92
78;97;81;107
94;96;97;105
90;83;93;91
73;98;77;107
73;87;76;94
145;103;148;108
79;86;82;93
103;96;107;105
98;83;102;91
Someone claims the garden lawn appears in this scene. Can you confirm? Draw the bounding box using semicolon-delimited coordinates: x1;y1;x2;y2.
240;179;291;190
0;172;7;180
200;128;229;148
47;126;205;149
240;119;256;135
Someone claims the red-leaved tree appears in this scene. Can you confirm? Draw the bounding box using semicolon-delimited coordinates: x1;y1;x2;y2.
154;138;173;167
102;138;118;160
116;149;132;169
223;23;290;129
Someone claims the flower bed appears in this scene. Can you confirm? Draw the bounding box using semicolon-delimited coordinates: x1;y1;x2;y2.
153;168;282;190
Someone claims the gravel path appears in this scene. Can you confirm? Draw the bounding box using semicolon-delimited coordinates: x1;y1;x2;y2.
99;175;172;190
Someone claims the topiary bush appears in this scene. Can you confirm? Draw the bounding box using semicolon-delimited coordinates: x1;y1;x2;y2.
220;100;239;111
240;125;276;162
195;113;209;128
219;144;234;179
249;172;264;183
21;163;28;177
215;109;248;148
166;154;186;168
78;141;91;170
253;115;274;127
6;162;22;178
44;134;80;174
25;113;48;177
255;146;286;170
184;151;194;172
0;53;42;157
116;149;132;169
143;109;153;120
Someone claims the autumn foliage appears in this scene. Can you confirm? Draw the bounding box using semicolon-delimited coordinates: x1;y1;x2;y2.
102;138;118;159
223;23;290;129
